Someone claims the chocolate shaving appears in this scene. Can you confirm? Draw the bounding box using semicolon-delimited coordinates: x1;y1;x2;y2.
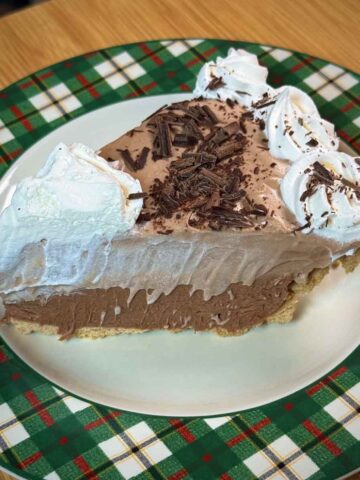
306;138;319;147
208;207;254;228
236;90;251;96
172;134;198;147
209;128;229;145
185;119;204;140
293;221;311;232
118;149;137;171
204;189;221;210
253;100;276;109
172;157;196;170
201;105;219;125
313;161;334;185
226;98;235;108
199;168;226;186
300;188;314;202
136;212;152;223
137;147;150;169
206;76;225;90
340;177;360;194
128;192;147;200
156;120;172;158
251;204;268;216
221;190;246;201
215;138;246;160
258;119;265;131
239;119;247;134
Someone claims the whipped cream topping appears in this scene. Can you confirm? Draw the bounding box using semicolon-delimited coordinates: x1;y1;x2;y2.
281;151;360;243
193;50;339;163
258;86;339;162
0;143;142;289
193;48;274;107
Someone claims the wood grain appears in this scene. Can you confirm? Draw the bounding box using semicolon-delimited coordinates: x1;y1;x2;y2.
0;0;359;89
0;0;360;478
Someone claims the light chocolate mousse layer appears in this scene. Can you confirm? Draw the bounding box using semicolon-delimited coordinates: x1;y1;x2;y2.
2;98;353;338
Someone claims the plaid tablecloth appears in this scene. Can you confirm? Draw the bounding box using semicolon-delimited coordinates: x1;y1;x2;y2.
0;39;359;480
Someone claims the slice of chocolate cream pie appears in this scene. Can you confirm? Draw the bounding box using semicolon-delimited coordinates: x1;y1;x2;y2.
1;49;359;339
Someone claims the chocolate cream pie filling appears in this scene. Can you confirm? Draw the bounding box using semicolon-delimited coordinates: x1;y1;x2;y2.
1;49;359;339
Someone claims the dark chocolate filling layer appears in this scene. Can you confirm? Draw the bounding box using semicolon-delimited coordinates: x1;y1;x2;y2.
3;275;293;339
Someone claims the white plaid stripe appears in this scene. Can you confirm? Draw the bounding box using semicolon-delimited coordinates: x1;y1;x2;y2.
269;48;292;62
324;382;360;440
29;83;82;122
303;66;360;100
244;434;319;480
0;119;14;145
53;387;90;413
44;472;61;480
161;39;204;57
0;403;29;452
205;416;232;429
95;51;146;90
304;72;328;90
317;84;343;101
304;64;358;95
99;421;171;479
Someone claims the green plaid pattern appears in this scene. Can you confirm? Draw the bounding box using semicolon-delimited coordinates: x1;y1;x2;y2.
0;39;359;480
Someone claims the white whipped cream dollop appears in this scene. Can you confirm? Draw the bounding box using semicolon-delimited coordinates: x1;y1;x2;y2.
281;151;360;244
258;86;339;162
0;143;143;288
193;48;274;107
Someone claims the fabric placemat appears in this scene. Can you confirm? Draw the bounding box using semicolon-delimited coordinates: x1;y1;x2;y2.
0;39;359;480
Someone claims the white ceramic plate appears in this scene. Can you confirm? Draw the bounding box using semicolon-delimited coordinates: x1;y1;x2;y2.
1;94;360;417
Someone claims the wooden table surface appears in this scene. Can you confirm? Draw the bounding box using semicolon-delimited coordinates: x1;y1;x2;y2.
0;0;360;478
0;0;360;89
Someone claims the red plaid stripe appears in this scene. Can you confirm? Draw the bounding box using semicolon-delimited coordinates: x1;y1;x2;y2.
84;411;121;431
127;80;158;98
18;451;42;469
291;56;315;73
139;43;163;65
303;420;342;456
307;366;347;396
76;74;100;99
74;455;99;480
10;106;33;132
25;390;55;427
168;468;188;480
227;417;271;447
169;419;196;443
185;46;218;68
0;148;23;165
